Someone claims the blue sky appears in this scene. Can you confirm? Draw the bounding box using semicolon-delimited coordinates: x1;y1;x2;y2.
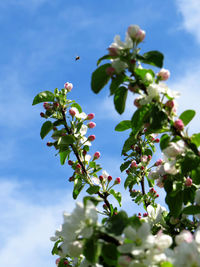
0;0;200;266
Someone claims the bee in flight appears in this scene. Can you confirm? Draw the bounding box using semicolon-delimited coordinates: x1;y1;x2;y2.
75;56;80;61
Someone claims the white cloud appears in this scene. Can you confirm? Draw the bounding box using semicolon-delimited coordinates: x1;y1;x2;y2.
0;179;75;267
176;0;200;42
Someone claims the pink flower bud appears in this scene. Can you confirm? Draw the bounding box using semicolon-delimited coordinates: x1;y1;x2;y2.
99;175;104;181
88;135;96;141
141;155;148;162
43;102;51;110
56;258;60;265
87;113;95;120
174;119;184;131
88;122;96;129
68;160;73;165
106;66;115;76
40;112;45;117
126;170;130;174
155;159;163;166
127;24;140;39
69;176;74;182
94;151;100;159
64;82;73;92
83;150;87;156
134;98;141;108
46;142;52;147
115;177;121;184
165;100;175;108
69;108;76;117
130;160;137;168
76;163;81;169
143;212;148;217
157;68;170;81
141;166;145;170
108;175;112;181
156;194;159;198
185;177;192;187
154;138;160;143
53;102;59;108
135;29;146;42
108;47;119;56
148;155;152;160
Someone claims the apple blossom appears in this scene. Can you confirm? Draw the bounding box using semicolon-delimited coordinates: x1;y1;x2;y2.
69;107;77;117
174;119;184;131
64;82;73;92
87;113;95;120
93;151;100;159
185;177;192;187
88;135;95;141
157;68;170;81
115;177;121;184
87;122;96;129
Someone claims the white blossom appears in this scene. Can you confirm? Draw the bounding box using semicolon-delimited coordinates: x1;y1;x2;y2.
163;140;185;158
109;33;133;50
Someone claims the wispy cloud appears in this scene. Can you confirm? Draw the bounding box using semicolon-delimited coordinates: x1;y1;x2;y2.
176;0;200;43
0;179;74;267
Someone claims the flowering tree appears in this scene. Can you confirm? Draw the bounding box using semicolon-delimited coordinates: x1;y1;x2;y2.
33;25;200;267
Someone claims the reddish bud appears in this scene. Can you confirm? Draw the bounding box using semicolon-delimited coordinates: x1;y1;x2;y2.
143;212;148;217
138;212;141;216
53;127;57;131
68;177;74;182
53;102;59;108
99;175;104;181
157;68;170;81
156;194;159;198
88;122;96;129
148;155;152;160
40;112;45;117
94;151;100;159
76;163;81;169
155;159;163;166
106;66;115;76
107;175;112;182
46;142;52;147
154;138;160;143
64;82;73;92
174;119;184;131
134;98;141;108
103;204;107;209
115;177;121;184
108;47;119;56
130;160;137;168
126;170;130;174
68;160;73;166
83;150;87;156
165;100;175;109
88;135;96;141
87;113;95;120
141;166;145;170
69;108;76;117
185;177;192;187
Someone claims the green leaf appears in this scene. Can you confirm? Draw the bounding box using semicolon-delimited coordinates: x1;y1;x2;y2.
109;74;127;95
70;103;82;113
179;109;196;126
137;50;164;68
182;205;200;215
165;191;183;217
102;243;119;265
97;55;113;66
57;135;75;145
149;105;168;131
110;189;122;206
114;86;128;114
32;91;55;105
106;211;129;235
122;134;136;154
91;63;111;94
83;237;101;263
86;185;100;195
51;240;61;255
59;150;70;165
115;120;132;132
131;105;149;133
191;133;200;147
83;196;102;206
40;121;53;139
134;68;155;81
120;161;131;172
160;134;170;150
73;179;84;199
181;151;200;174
161;262;174;267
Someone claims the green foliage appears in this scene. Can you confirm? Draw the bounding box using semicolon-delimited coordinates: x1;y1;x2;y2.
131;105;149;134
120;161;131;172
73;179;84;199
160;134;170;150
40;121;53;139
97;55;113;66
102;243;119;266
51;240;61;255
179;109;195;126
136;50;164;68
182;205;200;215
57;135;75;145
109;189;122;206
91;63;111;94
32;91;55;105
191;133;200;147
115;120;132;132
86;185;100;195
114;86;128;114
109;74;127;95
70;103;82;113
83;237;101;263
165;191;183;217
59;150;70;165
106;211;129;235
